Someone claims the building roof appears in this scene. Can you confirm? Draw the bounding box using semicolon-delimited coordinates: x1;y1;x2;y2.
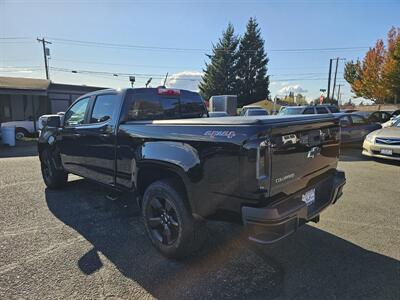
0;76;50;91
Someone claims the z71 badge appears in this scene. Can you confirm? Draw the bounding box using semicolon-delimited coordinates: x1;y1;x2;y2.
204;130;236;139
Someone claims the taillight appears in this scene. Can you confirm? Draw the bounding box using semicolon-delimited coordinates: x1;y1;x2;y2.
256;141;269;191
157;88;181;96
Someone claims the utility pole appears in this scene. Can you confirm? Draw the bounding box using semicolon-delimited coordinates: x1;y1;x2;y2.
332;57;346;102
37;37;52;80
327;59;333;101
336;84;343;106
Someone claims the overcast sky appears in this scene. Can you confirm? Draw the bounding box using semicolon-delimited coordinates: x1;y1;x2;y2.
1;0;399;102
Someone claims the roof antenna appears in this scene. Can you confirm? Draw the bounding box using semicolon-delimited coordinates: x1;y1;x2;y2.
163;72;169;87
145;77;152;88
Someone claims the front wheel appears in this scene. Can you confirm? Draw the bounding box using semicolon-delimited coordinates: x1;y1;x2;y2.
142;179;205;258
40;148;68;189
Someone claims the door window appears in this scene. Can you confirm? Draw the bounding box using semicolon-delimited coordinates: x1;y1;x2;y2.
303;107;315;114
64;97;90;127
316;107;329;114
340;116;351;127
350;115;367;125
90;94;118;123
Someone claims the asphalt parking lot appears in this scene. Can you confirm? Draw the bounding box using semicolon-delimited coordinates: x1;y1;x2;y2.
0;147;399;299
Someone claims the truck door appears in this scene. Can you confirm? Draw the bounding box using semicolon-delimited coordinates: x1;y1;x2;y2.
59;96;91;176
349;115;369;142
78;93;121;185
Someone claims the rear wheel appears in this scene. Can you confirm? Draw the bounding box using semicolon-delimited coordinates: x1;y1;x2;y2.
15;128;29;140
142;179;205;258
40;148;68;189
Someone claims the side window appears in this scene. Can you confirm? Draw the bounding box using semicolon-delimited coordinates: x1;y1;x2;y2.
328;106;339;113
316;107;329;114
369;112;379;122
351;115;367;125
381;112;391;121
90;94;118;123
64;97;90;127
303;107;315;114
340;116;351;127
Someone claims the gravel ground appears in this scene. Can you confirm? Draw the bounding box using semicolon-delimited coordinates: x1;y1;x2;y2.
0;148;398;299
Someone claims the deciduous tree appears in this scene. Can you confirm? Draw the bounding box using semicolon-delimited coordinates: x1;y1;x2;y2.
344;27;400;104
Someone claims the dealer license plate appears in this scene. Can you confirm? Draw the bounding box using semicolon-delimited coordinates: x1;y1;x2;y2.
302;189;315;206
380;149;392;155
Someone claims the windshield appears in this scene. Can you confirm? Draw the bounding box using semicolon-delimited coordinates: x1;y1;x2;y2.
278;107;304;115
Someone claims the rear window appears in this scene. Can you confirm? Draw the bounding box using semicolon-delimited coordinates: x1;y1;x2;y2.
247;109;268;116
180;92;206;118
124;89;206;121
328;106;339;113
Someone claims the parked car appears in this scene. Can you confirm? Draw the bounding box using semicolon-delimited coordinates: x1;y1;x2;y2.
38;87;345;258
0;119;39;140
362;118;400;161
391;109;400;117
240;105;264;116
336;113;382;144
208;111;229;117
381;115;400;128
244;108;269;116
278;105;339;116
367;111;392;123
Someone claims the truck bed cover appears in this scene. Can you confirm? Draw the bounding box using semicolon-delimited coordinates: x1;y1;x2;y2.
150;114;338;126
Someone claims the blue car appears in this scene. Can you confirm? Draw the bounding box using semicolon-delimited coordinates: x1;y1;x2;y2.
334;113;382;144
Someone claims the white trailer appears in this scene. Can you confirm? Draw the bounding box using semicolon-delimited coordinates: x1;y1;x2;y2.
209;95;237;116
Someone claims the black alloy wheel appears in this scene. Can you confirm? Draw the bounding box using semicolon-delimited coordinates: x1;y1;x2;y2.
142;179;206;258
146;196;180;246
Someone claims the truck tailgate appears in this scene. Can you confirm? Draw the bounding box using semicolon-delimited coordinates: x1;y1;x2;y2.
266;118;340;198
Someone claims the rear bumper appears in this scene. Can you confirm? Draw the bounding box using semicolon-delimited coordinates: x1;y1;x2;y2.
242;170;346;244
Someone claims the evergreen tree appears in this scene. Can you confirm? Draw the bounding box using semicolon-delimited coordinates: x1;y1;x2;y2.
199;23;239;100
236;18;270;106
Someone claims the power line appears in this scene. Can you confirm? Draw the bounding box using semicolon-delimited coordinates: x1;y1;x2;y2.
46;37;368;53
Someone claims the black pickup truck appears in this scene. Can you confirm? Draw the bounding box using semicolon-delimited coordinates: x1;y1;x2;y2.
38;87;346;258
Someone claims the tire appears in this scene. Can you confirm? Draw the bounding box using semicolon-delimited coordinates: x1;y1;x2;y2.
15;128;29;140
40;148;68;189
142;179;205;258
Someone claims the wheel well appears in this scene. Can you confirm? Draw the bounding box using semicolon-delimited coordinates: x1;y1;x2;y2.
15;127;29;134
137;166;189;206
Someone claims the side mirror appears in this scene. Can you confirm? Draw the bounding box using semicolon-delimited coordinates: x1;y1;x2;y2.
46;115;61;128
99;115;111;123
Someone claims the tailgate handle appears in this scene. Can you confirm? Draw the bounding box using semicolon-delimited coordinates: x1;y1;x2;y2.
307;146;321;159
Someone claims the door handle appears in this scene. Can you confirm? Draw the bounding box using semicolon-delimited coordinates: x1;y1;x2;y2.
73;133;81;137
